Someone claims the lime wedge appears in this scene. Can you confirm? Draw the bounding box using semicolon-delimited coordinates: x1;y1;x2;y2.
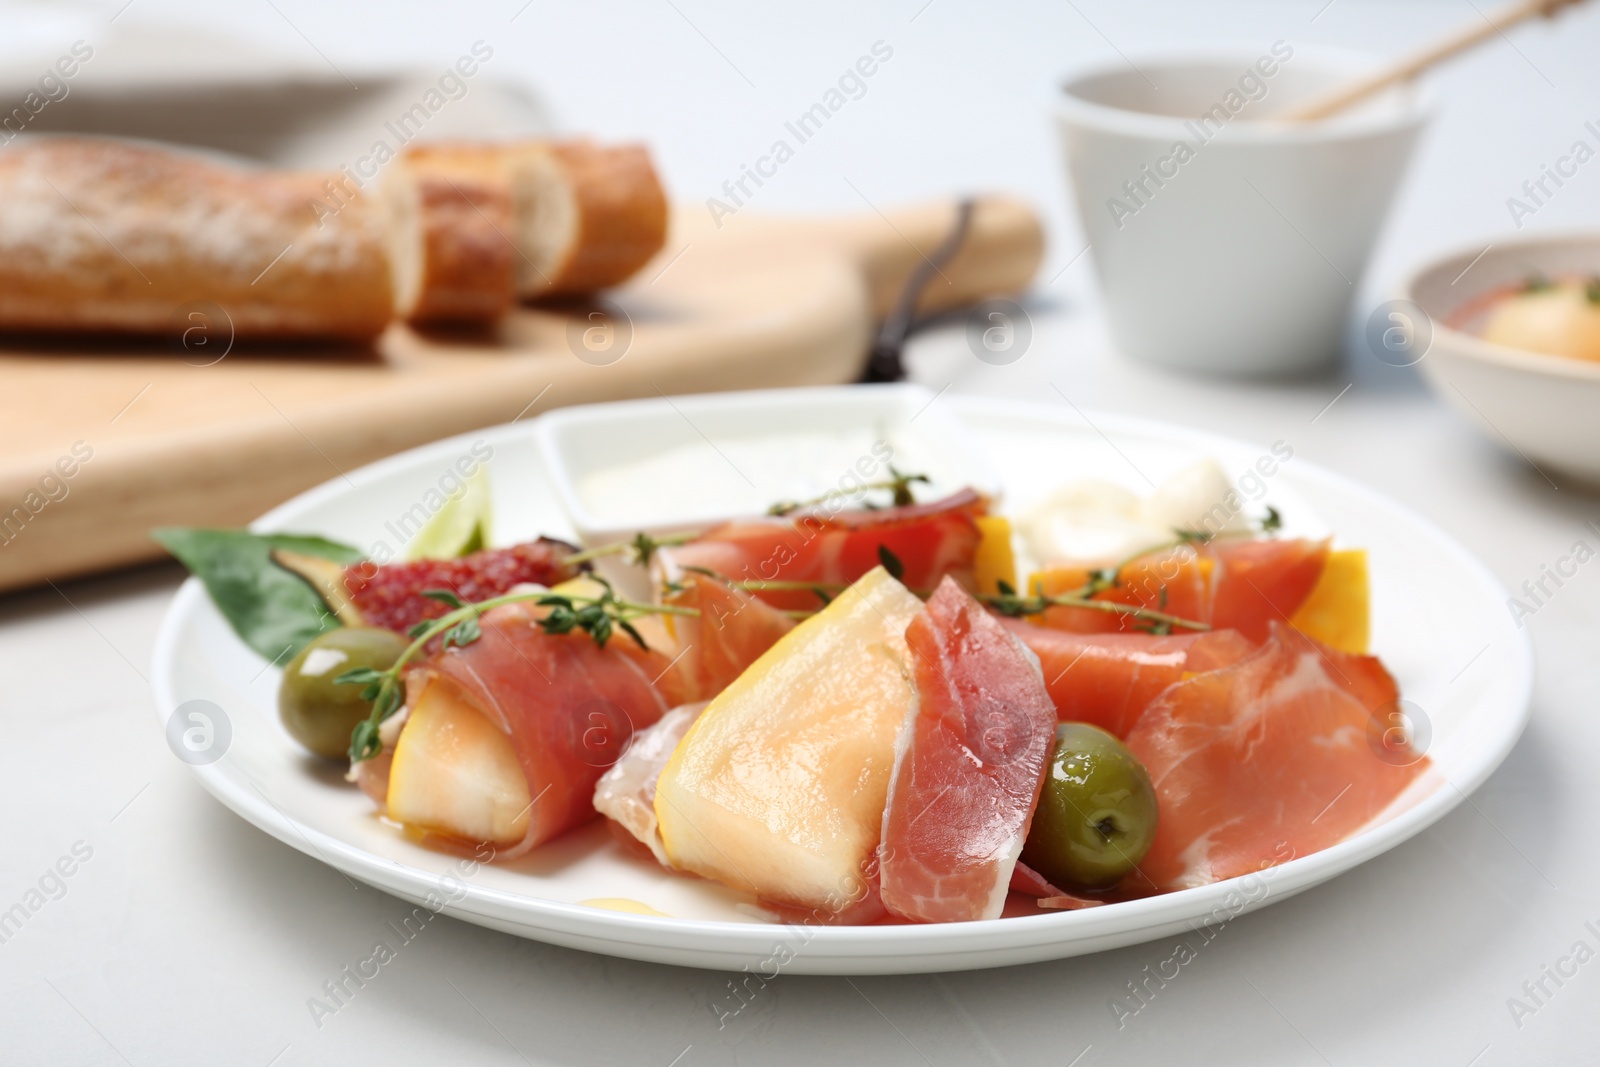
405;466;493;560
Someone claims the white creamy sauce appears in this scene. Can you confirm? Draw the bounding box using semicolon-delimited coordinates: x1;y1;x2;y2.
1020;460;1255;568
578;431;947;525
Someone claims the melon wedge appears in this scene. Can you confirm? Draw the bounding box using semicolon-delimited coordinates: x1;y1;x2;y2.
387;675;531;845
1289;548;1369;654
654;567;923;910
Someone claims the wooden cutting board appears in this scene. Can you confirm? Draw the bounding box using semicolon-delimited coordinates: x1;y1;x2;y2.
0;196;1042;593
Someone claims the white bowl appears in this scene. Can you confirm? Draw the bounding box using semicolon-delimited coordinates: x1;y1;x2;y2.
1055;46;1432;376
534;382;1004;545
1404;233;1600;484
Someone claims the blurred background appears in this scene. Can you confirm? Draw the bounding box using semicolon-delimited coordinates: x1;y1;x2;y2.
6;0;1598;365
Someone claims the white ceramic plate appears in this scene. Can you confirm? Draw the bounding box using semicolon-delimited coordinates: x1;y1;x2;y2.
149;390;1532;974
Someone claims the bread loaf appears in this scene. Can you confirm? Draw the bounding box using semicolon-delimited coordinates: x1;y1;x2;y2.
0;137;393;341
381;143;517;325
385;139;667;321
510;140;668;298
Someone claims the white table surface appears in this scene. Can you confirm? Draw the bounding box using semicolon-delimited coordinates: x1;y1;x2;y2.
3;1;1598;1063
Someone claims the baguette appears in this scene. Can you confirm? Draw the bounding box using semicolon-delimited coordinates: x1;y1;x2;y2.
381;143;517;325
511;140;668;298
0;137;392;341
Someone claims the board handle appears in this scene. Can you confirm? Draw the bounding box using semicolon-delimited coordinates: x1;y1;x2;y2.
823;195;1045;319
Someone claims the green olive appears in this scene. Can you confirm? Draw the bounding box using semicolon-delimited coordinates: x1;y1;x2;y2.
279;627;408;759
1022;722;1158;891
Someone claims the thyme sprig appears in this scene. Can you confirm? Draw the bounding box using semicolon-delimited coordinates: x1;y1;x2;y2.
335;579;698;762
564;529;699;569
767;466;930;516
714;541;1212;634
983;579;1210;635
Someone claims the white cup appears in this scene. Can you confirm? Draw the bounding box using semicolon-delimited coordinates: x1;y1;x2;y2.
1054;45;1432;376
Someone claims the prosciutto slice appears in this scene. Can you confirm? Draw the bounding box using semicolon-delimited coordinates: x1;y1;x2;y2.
879;578;1058;923
1033;537;1329;644
655;489;987;611
1009;861;1105;911
1003;619;1257;737
593;702;708;865
661;575;796;702
407;603;678;858
1126;624;1424;890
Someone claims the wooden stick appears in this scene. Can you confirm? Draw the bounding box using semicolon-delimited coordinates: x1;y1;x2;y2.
1277;0;1588;122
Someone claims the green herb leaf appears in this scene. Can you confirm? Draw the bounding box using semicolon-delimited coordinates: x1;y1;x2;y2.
333;667;384;687
421;589;466;609
1261;505;1283;534
997;579;1016;598
151;527;363;661
617;619;649;650
407;619;434;638
349;719;380;763
442;615;482;650
877;544;906;581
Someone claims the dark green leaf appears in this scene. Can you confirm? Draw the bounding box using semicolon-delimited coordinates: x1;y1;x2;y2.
349;719;380;762
151;527;363;661
334;667;383;687
407;619;434;638
1261;505;1283;534
997;579;1016;597
421;589;465;609
877;544;905;581
540;606;576;634
372;685;401;720
443;615;481;650
617;619;649;650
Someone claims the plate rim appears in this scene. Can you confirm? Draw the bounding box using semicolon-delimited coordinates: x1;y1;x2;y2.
148;390;1534;968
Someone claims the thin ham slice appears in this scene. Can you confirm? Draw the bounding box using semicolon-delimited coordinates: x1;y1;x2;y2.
879;578;1058;923
654;489;986;611
1002;619;1258;737
593;702;708;865
661;575;796;702
1009;860;1105;911
1126;623;1424;890
407;603;677;858
1033;537;1329;644
400;575;792;860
